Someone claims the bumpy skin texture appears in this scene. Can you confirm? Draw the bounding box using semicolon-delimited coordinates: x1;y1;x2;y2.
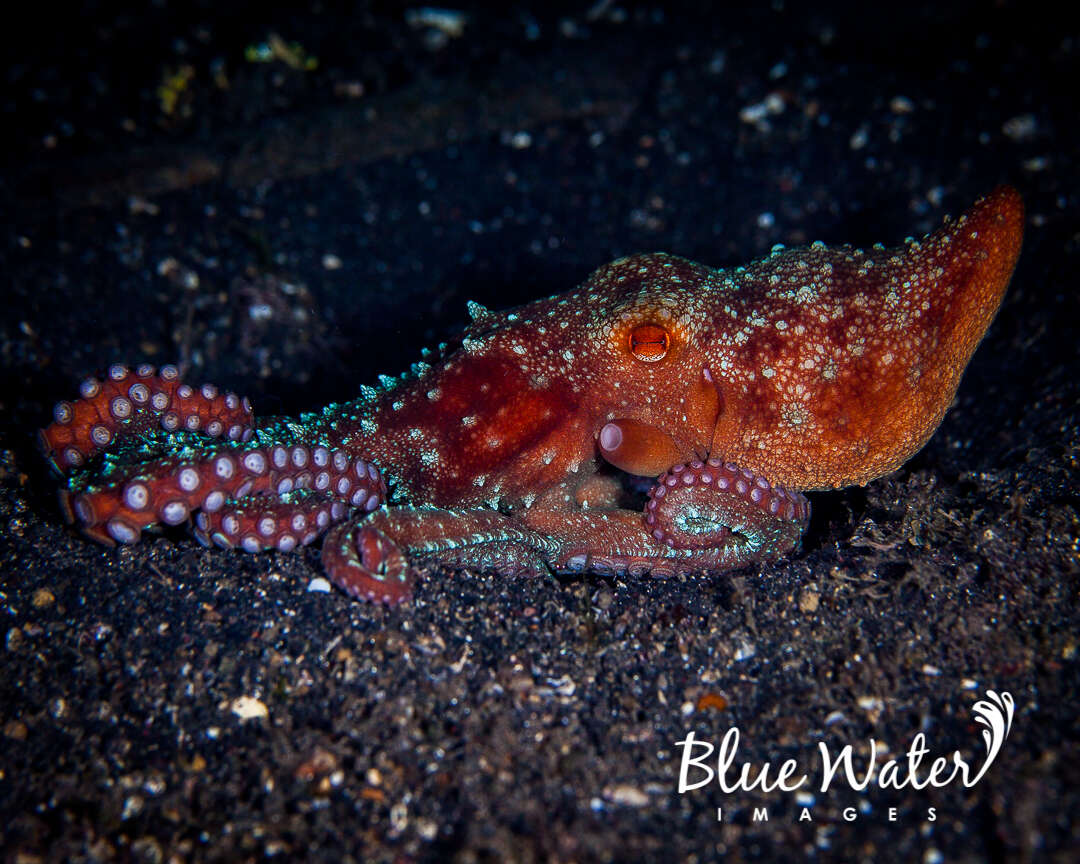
39;187;1024;603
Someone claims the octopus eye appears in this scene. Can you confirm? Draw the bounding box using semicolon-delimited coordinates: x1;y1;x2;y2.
629;323;670;363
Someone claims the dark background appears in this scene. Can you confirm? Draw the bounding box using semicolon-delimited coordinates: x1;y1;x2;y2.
1;2;1077;861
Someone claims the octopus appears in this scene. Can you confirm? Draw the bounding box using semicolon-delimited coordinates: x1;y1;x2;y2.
39;187;1024;604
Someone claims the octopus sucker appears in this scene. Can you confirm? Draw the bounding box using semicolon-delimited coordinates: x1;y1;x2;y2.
39;187;1023;603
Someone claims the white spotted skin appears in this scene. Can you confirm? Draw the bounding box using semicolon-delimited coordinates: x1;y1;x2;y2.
38;189;1026;607
319;187;1023;501
702;187;1023;489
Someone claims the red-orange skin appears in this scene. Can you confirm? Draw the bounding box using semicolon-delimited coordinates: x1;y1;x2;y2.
356;187;1023;496
40;188;1024;603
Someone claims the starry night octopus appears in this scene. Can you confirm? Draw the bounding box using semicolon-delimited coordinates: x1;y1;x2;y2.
39;186;1024;602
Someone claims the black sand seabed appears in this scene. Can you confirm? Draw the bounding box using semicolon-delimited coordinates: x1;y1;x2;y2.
1;2;1077;861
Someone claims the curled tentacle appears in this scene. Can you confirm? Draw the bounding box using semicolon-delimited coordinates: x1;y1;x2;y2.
41;366;387;552
321;520;412;604
645;457;809;561
40;364;254;473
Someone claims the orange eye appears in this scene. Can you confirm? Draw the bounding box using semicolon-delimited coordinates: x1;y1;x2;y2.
629;323;670;362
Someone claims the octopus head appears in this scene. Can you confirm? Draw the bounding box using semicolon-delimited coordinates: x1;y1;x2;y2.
576;253;723;477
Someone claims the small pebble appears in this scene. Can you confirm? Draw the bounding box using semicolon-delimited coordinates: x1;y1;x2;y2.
798;588;820;613
3;720;28;740
1002;113;1037;141
733;639;756;661
696;692;729;712
230;696;269;721
32;587;55;609
605;784;650;807
890;95;915;114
